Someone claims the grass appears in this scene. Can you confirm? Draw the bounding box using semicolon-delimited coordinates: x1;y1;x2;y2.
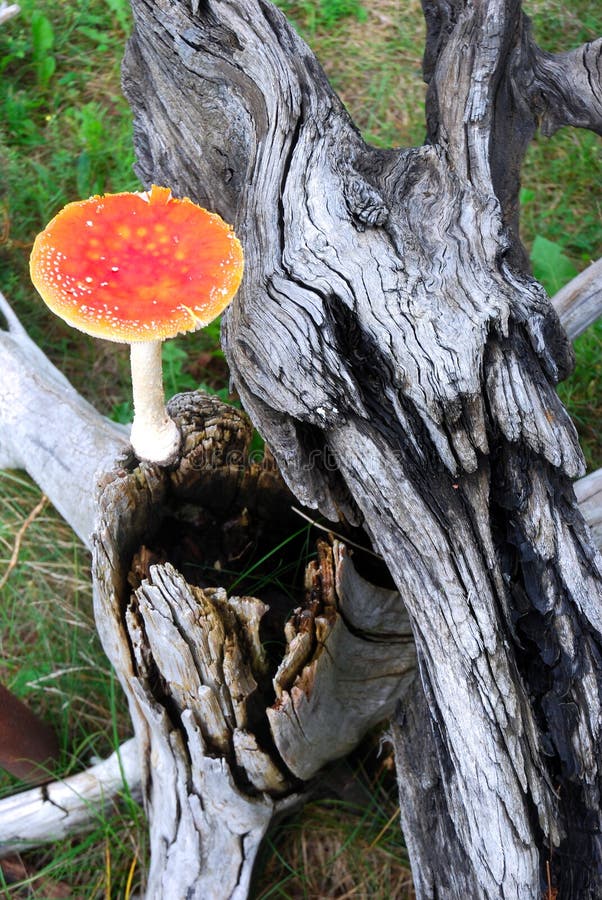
0;0;600;896
0;471;145;898
255;791;414;899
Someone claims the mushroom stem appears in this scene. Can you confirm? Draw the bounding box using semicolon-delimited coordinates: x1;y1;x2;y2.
129;341;181;464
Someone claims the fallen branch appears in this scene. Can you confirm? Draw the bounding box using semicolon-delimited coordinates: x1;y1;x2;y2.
0;3;19;26
0;739;139;856
551;257;602;341
574;467;602;552
0;291;129;548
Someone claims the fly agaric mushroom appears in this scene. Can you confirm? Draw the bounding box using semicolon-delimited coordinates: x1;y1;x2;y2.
29;185;243;464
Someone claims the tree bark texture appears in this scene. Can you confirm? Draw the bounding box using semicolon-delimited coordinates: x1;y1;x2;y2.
122;0;602;896
0;311;417;880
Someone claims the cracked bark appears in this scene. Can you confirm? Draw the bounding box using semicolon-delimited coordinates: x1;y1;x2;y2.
121;0;602;896
0;0;600;893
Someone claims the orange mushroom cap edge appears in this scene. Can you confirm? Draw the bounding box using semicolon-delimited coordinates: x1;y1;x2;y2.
29;184;244;343
29;186;244;465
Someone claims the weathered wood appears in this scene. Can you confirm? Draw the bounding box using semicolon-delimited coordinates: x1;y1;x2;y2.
122;0;602;896
0;738;140;856
0;3;19;26
551;257;602;341
269;541;415;779
0;292;129;547
91;391;419;898
0;297;424;885
2;286;600;891
575;468;602;554
3;286;600;546
1;0;600;886
391;676;482;899
121;561;300;899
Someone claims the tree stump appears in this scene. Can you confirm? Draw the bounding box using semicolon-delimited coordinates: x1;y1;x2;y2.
91;391;416;897
122;0;602;895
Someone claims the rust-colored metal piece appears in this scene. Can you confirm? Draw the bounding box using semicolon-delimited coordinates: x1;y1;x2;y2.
0;684;60;784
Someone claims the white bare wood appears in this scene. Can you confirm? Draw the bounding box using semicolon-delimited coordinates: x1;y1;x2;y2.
269;542;416;779
0;739;139;856
0;3;19;26
551;257;602;341
0;291;129;548
575;468;602;552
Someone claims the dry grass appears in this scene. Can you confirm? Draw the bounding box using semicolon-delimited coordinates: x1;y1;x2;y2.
307;0;427;147
0;471;129;776
255;802;415;899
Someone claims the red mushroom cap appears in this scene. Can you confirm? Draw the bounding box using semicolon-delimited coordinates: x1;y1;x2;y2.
29;185;244;342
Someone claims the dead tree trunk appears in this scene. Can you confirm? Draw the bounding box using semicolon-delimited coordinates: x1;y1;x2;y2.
122;0;602;896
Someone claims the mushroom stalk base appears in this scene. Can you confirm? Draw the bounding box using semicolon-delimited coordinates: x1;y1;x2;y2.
129;340;181;464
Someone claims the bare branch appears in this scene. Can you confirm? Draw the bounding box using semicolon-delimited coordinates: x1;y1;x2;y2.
0;292;130;547
0;739;140;856
0;3;19;26
551;257;602;341
575;468;602;553
518;38;602;137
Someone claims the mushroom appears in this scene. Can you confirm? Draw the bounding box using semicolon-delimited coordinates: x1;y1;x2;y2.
29;185;243;464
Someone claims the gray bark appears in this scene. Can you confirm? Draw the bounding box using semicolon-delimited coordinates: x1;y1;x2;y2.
121;0;602;896
1;0;600;891
1;282;599;549
0;300;420;892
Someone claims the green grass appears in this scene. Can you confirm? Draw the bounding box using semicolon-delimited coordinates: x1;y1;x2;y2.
0;0;600;896
0;0;138;414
